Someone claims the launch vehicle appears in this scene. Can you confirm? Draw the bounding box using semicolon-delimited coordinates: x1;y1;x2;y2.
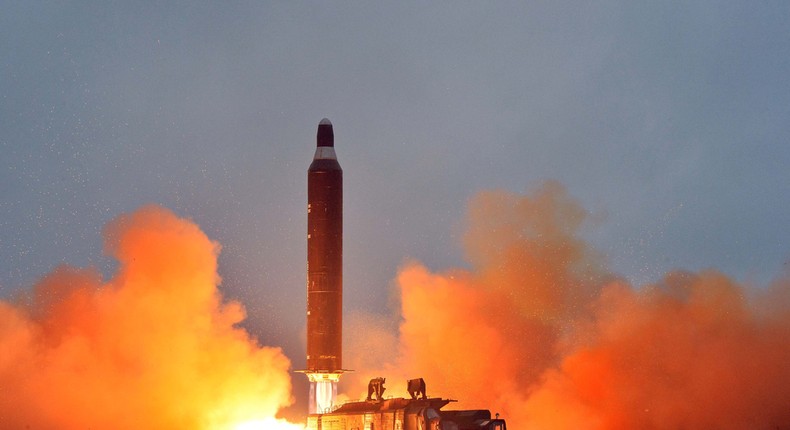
304;118;345;414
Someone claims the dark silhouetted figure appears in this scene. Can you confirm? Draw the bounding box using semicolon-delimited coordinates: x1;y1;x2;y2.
367;377;386;401
407;378;427;400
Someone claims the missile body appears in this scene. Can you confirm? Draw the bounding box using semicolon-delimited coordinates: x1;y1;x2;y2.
307;118;343;375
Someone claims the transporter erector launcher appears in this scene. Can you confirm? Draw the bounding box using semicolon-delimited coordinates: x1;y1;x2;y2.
304;118;344;413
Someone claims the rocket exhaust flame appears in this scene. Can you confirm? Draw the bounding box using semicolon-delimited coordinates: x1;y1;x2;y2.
345;182;790;430
0;206;303;430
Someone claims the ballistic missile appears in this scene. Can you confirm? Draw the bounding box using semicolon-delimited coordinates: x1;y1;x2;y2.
304;118;343;413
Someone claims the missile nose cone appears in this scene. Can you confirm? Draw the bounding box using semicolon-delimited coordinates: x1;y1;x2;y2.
317;118;334;147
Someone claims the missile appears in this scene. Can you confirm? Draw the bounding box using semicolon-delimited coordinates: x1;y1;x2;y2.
304;118;343;413
307;118;342;373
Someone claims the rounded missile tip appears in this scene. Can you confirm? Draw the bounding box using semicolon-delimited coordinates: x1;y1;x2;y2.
317;118;334;147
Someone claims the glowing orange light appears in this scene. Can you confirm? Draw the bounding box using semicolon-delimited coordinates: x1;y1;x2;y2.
232;418;305;430
0;206;300;429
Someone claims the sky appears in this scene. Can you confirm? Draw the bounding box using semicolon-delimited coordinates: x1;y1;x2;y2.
2;0;789;417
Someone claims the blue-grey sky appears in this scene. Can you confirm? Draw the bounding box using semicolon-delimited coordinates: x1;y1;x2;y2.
2;0;789;406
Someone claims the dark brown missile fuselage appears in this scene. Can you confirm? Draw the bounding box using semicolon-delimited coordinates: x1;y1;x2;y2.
307;120;343;373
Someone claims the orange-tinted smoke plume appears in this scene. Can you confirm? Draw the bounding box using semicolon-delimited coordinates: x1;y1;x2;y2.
347;182;790;429
0;205;301;430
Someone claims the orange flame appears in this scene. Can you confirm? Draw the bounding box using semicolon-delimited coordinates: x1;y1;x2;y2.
0;205;302;429
346;182;790;429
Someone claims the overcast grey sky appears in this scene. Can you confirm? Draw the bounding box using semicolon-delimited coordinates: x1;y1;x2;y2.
2;0;789;407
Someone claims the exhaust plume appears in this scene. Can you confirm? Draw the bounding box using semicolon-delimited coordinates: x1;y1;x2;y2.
0;205;300;430
347;182;790;429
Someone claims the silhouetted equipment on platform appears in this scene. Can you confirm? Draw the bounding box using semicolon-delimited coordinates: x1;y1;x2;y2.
307;379;507;430
407;377;427;400
441;410;506;430
367;377;386;401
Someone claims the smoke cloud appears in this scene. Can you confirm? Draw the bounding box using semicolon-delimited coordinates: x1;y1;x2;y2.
0;205;300;430
347;182;790;429
5;186;789;429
